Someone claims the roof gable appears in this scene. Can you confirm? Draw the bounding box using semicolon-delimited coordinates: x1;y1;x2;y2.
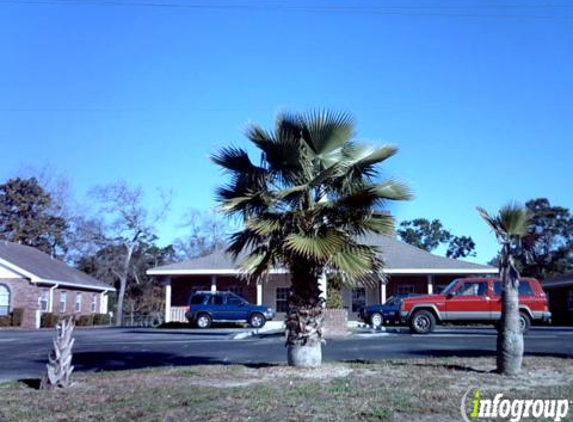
0;241;114;291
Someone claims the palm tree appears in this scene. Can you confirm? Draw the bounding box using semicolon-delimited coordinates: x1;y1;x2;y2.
477;203;534;375
212;110;411;367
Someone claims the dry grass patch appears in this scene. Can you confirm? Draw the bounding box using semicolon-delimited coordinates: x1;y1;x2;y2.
0;357;572;422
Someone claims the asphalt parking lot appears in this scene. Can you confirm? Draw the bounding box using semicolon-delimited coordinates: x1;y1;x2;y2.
0;326;572;383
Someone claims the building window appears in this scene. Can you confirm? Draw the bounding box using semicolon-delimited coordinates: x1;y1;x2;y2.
0;285;10;316
397;285;414;295
60;292;67;313
276;288;290;312
351;288;366;313
91;294;97;313
75;293;82;313
568;290;573;312
40;290;49;312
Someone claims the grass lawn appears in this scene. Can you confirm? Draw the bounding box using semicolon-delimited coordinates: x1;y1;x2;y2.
0;357;572;422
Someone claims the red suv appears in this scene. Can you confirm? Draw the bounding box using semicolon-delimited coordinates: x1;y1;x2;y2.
400;277;551;334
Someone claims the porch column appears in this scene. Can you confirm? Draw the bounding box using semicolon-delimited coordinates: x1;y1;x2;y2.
165;277;172;323
381;282;387;304
100;292;109;314
256;280;263;305
427;275;434;295
319;273;327;304
211;275;217;293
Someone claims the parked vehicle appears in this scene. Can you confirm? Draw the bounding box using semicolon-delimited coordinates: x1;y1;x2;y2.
400;277;551;334
360;294;420;327
185;291;275;329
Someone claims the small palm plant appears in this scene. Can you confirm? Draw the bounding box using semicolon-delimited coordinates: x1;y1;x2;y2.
213;110;411;366
477;203;534;375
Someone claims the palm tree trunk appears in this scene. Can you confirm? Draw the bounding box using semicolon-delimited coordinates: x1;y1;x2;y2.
497;246;523;375
285;265;324;367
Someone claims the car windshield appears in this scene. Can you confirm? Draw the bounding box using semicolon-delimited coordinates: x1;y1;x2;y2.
227;292;248;305
441;279;460;296
384;296;400;306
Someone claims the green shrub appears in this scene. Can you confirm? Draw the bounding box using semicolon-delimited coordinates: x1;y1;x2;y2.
11;308;24;327
76;315;94;326
0;315;11;327
40;313;59;328
326;274;345;309
93;313;111;325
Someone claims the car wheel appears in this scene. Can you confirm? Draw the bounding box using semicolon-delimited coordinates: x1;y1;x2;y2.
249;313;266;329
519;312;531;334
196;313;212;329
370;312;383;328
409;310;436;334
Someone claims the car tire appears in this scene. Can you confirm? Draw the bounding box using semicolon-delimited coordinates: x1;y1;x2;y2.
494;313;531;334
195;313;212;329
519;312;531;334
409;310;436;334
370;312;383;328
249;313;266;329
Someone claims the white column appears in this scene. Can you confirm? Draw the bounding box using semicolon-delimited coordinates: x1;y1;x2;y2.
211;275;217;293
427;275;434;295
165;277;172;323
319;273;327;304
381;282;387;304
48;286;56;313
100;292;109;314
256;280;263;305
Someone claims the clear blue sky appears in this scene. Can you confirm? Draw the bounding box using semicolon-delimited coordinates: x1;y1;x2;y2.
0;0;572;264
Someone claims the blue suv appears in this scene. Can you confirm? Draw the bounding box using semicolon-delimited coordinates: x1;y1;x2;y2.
185;291;275;329
360;294;420;327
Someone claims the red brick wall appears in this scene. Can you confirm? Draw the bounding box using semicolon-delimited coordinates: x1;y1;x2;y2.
0;278;104;329
0;278;39;328
53;289;99;316
170;275;257;306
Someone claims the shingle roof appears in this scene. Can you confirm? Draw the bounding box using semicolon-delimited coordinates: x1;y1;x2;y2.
0;241;114;291
148;234;496;275
542;272;573;288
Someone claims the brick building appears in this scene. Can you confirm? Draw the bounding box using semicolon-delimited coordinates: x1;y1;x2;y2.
148;234;497;322
0;241;114;328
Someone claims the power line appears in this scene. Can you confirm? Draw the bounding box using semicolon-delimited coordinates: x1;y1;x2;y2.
1;0;573;19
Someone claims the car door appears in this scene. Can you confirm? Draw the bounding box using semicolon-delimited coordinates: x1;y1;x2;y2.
445;280;492;321
208;294;226;320
226;293;249;320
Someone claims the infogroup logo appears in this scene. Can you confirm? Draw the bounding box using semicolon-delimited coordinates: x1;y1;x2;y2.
461;389;570;422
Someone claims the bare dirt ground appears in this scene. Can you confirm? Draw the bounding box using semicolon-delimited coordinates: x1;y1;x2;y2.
0;357;572;422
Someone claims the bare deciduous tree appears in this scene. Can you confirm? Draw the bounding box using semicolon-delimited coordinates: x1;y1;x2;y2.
78;181;171;326
173;208;230;260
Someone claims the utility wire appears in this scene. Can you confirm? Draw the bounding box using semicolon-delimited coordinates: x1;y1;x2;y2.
1;0;573;19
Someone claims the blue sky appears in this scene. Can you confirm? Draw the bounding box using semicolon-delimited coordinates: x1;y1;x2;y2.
0;0;571;264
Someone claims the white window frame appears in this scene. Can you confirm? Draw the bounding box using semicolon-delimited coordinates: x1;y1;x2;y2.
40;290;49;313
75;292;82;313
91;294;97;313
60;291;67;313
276;287;290;313
0;285;10;316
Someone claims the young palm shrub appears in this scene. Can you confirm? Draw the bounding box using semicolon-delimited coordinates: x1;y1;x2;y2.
213;110;411;366
40;316;75;389
477;203;534;375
